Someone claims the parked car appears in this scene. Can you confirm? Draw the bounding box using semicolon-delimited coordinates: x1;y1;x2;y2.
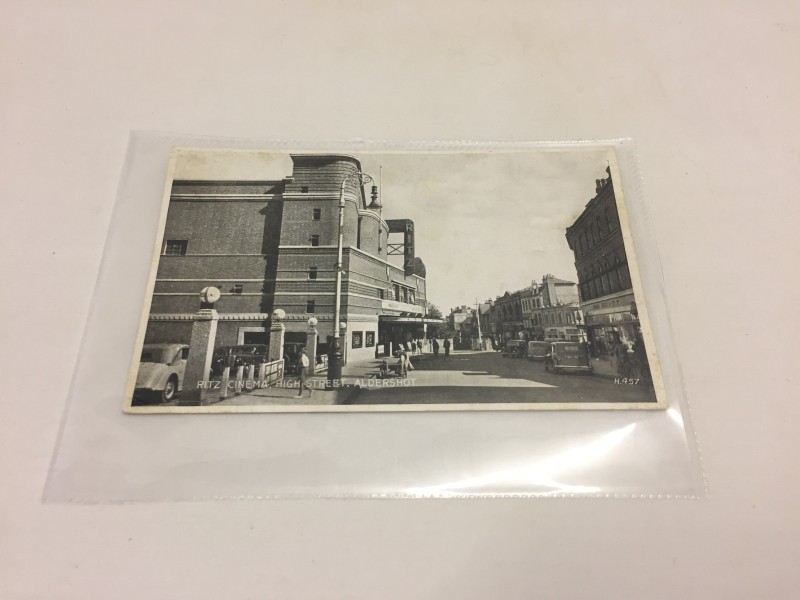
135;343;190;403
210;344;268;377
527;341;550;361
544;341;593;375
502;339;527;358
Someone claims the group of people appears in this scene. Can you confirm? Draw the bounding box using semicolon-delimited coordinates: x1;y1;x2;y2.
431;338;451;357
611;336;650;381
396;339;426;355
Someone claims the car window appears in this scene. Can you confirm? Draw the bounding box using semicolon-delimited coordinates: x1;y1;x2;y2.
141;351;154;362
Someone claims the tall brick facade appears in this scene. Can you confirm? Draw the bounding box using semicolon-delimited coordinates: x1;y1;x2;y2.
565;167;639;353
144;154;429;363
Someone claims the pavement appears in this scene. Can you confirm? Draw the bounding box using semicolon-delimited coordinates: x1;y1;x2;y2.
196;349;657;407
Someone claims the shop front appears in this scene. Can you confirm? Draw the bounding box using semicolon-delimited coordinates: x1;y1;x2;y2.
583;306;639;356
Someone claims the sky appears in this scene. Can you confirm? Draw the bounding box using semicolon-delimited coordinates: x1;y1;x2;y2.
173;147;614;313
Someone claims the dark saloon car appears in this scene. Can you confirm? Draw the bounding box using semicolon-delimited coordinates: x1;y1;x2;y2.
543;342;593;375
501;339;527;358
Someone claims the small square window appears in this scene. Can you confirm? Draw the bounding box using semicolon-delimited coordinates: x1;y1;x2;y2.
164;240;188;256
310;235;320;247
232;284;243;294
306;300;315;313
312;208;321;221
308;267;317;280
301;186;309;193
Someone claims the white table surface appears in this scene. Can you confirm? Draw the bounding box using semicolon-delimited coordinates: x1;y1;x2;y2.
1;2;797;598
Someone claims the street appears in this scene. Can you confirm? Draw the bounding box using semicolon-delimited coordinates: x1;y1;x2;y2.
342;350;658;406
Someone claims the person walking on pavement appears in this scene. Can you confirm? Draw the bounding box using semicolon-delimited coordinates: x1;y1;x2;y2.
296;346;313;398
403;348;415;372
432;338;440;357
444;338;451;357
613;335;632;379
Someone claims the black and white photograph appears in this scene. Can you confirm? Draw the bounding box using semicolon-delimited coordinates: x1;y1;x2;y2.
125;146;665;412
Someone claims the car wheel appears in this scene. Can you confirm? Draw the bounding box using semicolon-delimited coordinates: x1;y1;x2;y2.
161;375;178;403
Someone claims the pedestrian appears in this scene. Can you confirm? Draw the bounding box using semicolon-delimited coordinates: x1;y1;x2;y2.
444;338;451;357
613;336;632;379
432;339;440;357
296;346;313;398
403;348;415;372
410;339;417;355
632;332;650;383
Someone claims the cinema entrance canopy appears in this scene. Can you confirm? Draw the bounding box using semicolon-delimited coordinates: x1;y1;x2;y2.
377;314;444;357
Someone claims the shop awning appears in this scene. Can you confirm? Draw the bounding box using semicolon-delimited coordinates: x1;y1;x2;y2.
379;315;443;324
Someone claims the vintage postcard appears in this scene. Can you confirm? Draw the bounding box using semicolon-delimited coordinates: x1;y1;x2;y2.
124;146;666;413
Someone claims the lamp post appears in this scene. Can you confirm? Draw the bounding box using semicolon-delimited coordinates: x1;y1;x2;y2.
475;299;484;351
327;170;376;389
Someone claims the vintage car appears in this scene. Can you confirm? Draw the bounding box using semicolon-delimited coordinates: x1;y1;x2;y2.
210;344;268;377
135;343;190;403
501;339;527;358
527;340;550;361
543;341;593;375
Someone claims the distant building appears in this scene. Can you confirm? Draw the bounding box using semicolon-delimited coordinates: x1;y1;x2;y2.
521;275;584;342
493;290;524;341
447;305;477;349
145;154;432;362
565;167;637;353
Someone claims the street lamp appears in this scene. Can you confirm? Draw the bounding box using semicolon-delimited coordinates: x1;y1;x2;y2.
327;170;376;389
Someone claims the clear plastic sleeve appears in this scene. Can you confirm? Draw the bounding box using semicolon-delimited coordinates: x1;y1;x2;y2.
45;133;705;501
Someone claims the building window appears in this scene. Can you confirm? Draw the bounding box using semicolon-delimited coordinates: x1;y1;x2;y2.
232;283;243;294
352;331;363;349
306;300;315;313
301;186;309;193
308;267;317;280
164;240;188;256
357;217;362;249
310;235;319;247
378;289;385;300
365;331;375;347
312;208;321;220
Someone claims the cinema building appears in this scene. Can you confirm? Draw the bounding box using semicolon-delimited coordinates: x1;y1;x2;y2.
144;154;432;362
565;167;638;354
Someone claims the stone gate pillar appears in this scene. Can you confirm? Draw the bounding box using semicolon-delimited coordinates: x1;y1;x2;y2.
179;307;219;406
306;317;318;372
268;309;286;363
